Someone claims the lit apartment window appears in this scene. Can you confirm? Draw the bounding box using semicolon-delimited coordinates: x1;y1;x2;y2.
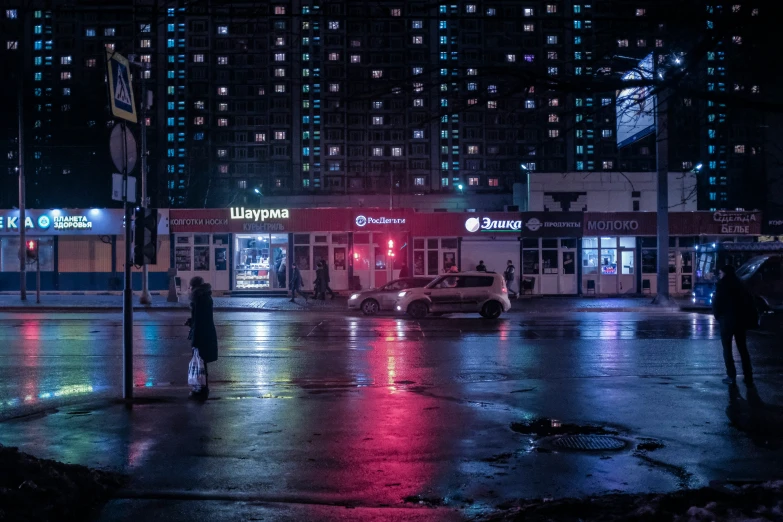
219;165;229;174
217;25;228;35
413;130;424;138
413;98;424;107
193;54;204;63
86;28;96;37
412;20;423;29
548;129;559;138
415;177;426;186
195;101;205;109
218;118;228;127
63;88;70;96
217;149;227;158
372;69;383;78
412;36;423;44
752;8;758;15
547;4;557;13
488;178;499;187
60;71;71;80
326;52;340;61
548;114;559;123
60;55;72;65
351;55;361;63
274;68;285;77
105;43;115;51
140;23;150;32
275;37;285;46
140;54;151;63
467;145;479;154
6;9;18;18
141;39;151;48
372;116;384;125
391;8;401;16
524;8;534;16
372;147;383;156
218;56;228;65
637;39;646;47
373;101;383;109
602;129;613;138
548;66;558;75
682;161;693;170
194;116;204;125
104;27;115;36
636;8;646;15
523;24;535;32
467;68;477;75
487;101;497;109
549;98;559;107
506;54;516;63
275;6;286;14
656;39;664;47
602;161;613;170
547;51;558;60
468;177;479;186
547;35;558;44
218;87;228;96
467;98;478;105
275;53;285;61
83;58;97;68
329;146;340;155
255;133;266;142
7;40;18;50
735;144;745;153
413;82;424;92
525;99;536;109
617;39;629;47
466;4;477;12
392;147;402;157
329;83;339;92
732;36;742;44
328;21;339;29
275;131;286;140
219;103;228;111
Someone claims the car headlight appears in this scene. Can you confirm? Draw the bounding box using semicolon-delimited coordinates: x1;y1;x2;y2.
398;291;408;297
349;293;360;300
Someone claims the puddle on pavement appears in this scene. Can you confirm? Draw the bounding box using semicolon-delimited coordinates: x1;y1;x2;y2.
510;418;619;437
635;439;665;452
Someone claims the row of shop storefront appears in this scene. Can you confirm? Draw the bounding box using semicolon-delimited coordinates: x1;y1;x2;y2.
0;207;770;296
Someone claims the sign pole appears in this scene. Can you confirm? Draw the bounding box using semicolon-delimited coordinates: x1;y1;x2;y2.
36;240;40;304
139;71;151;305
122;122;134;400
18;63;27;301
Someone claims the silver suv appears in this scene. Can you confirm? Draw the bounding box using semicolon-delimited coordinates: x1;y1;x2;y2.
394;271;512;319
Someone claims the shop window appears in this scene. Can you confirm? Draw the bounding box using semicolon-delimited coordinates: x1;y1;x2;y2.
561;238;577;249
441;238;458;249
314;245;329;267
175;246;191;271
640;237;656;248
642;249;657;273
353;233;370;244
294;246;311;270
213;234;229;245
294;234;310;244
194;246;210;271
619;237;635;248
374;246;387;270
563;251;576;274
582;237;599;274
542;250;558;274
428;251;439;274
314;235;328;243
427;239;439;249
522;238;538;249
542;238;558;249
523;250;539;274
414;239;425;249
678;236;697;248
332;234;348;245
194;234;210;245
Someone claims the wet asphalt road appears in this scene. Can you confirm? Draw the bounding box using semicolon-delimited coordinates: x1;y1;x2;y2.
1;310;783;521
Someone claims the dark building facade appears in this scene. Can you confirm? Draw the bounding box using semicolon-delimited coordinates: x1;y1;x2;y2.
1;0;777;212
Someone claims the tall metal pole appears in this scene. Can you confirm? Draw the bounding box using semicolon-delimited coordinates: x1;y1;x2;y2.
139;69;151;305
122;122;134;400
18;65;27;301
654;88;670;304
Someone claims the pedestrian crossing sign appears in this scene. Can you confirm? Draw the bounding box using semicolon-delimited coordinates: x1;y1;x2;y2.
106;50;137;123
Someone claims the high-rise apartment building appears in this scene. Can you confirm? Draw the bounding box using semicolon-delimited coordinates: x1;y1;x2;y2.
1;1;775;212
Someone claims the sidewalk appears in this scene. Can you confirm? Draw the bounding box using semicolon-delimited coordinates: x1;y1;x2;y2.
0;293;694;313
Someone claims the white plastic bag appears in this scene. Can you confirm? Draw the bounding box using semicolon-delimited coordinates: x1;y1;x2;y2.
188;349;206;389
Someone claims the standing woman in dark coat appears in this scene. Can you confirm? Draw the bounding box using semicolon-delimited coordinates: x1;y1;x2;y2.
712;265;754;385
187;276;218;398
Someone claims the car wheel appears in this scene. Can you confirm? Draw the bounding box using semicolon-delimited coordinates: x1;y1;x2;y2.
480;301;502;319
407;300;429;319
361;299;380;316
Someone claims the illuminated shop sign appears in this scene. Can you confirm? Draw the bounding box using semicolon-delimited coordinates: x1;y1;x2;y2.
586;220;639;232
713;211;756;234
230;207;290;221
355;215;406;227
465;217;521;233
0;213;92;231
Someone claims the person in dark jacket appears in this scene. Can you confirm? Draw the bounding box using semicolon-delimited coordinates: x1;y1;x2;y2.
712;265;754;385
320;259;336;299
504;260;517;298
398;263;409;278
289;262;307;303
476;260;487;272
186;276;218;399
314;261;326;300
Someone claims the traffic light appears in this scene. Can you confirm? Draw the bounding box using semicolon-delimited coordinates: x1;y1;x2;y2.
26;240;38;260
387;239;395;258
133;208;158;265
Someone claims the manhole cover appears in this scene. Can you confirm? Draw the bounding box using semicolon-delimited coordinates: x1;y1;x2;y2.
551;435;626;451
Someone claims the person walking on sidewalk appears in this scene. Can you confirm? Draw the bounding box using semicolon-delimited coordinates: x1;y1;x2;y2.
186;276;218;399
398;262;409;278
314;261;326;300
504;260;517;298
289;262;307;303
476;260;487;272
320;259;336;299
712;265;755;385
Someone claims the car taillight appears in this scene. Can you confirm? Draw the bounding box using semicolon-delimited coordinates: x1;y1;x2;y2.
502;286;507;293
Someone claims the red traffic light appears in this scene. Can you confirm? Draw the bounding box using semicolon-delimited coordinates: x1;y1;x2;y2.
387;239;394;249
27;240;36;250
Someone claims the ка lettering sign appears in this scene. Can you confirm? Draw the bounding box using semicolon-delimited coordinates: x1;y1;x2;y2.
0;214;91;231
465;217;522;233
230;207;290;222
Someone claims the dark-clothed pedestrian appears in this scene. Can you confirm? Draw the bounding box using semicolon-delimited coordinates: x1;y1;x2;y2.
398;263;409;278
321;260;336;299
315;261;326;300
476;260;487;272
289;262;307;303
712;265;755;385
186;276;218;399
504;260;517;298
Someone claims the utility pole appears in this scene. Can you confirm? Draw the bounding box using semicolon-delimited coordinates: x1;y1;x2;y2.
653;53;670;304
18;58;27;301
139;67;151;305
